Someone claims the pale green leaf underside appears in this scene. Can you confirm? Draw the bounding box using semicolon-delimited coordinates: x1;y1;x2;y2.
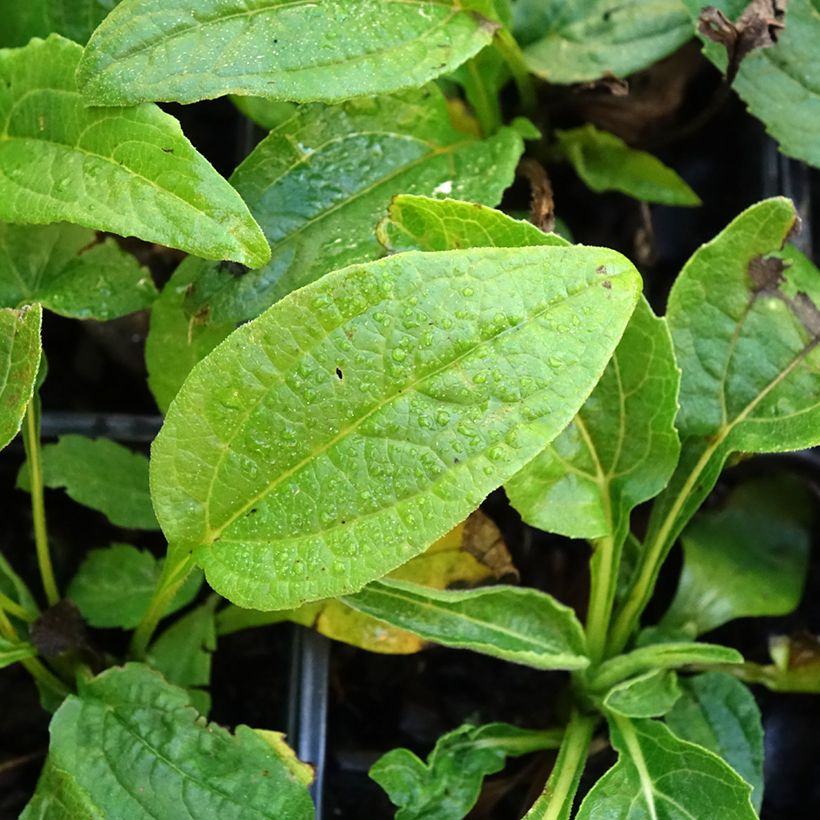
78;0;496;106
67;543;202;629
21;663;313;820
0;35;269;267
0;222;156;320
514;0;693;84
19;435;158;530
576;716;756;819
603;669;681;718
151;246;640;610
344;579;589;670
0;304;42;451
666;672;764;811
507;297;680;539
185;88;525;324
555;124;700;206
661;475;811;636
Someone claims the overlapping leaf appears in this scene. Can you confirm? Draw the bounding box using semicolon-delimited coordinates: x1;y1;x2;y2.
603;669;681;718
2;0;120;47
78;0;497;106
0;305;42;451
150;246;641;610
0;35;268;267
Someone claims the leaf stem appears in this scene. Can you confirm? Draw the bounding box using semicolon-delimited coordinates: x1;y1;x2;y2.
460;58;502;136
130;548;195;658
525;711;596;819
0;591;34;622
21;402;59;606
494;28;537;115
585;534;616;664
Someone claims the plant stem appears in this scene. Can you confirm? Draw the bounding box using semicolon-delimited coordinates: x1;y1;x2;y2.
21;402;59;606
494;28;537;115
525;711;596;819
130;549;195;658
0;591;34;622
585;535;616;664
461;58;502;136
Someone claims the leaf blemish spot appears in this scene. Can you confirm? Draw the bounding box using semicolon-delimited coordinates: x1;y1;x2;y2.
602;280;612;290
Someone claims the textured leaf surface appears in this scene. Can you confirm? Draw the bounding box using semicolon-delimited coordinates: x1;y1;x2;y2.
185;88;525;324
0;35;269;267
0;223;156;320
603;669;681;718
666;672;764;811
0;305;41;451
555;125;700;205
344;579;589;670
576;715;756;819
151;246;640;609
0;636;37;669
21;663;313;820
661;475;811;636
507;297;680;540
1;0;120;46
19;436;158;529
514;0;692;84
371;722;562;820
67;544;202;629
78;0;496;106
687;0;820;167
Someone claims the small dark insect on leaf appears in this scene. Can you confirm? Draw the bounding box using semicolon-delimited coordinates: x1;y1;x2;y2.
161;147;174;153
335;367;344;380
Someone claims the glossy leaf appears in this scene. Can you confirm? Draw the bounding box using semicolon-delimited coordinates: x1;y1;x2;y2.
21;663;314;819
687;0;820;167
78;0;497;106
0;305;42;451
67;544;202;629
603;669;681;718
589;642;743;692
0;636;37;669
575;715;756;819
343;579;589;670
1;0;120;46
507;297;680;540
371;722;563;820
514;0;692;84
18;435;159;530
0;35;269;268
666;672;764;811
555;125;700;206
376;194;568;253
0;223;156;320
184;88;526;324
151;246;641;610
148;600;216;714
661;475;812;636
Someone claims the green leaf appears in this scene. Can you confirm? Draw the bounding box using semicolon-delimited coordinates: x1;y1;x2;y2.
78;0;497;106
151;245;641;610
376;194;568;253
343;579;589;670
603;669;681;718
0;553;39;621
575;715;756;819
686;0;820;167
661;475;812;636
18;435;159;530
666;672;764;811
148;600;216;715
588;642;743;691
184;88;526;324
0;35;269;268
0;636;37;669
371;721;563;820
514;0;692;85
0;304;41;451
555;125;701;206
21;663;314;820
1;0;120;46
67;544;202;629
231;96;296;131
0;223;156;320
507;297;680;540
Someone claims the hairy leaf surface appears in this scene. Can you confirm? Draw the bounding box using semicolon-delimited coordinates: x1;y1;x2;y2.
344;579;589;670
0;305;41;451
78;0;496;106
151;246;640;609
0;35;269;267
603;669;681;718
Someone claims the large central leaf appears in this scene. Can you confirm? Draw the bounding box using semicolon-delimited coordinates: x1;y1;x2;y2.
151;247;640;609
78;0;497;106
